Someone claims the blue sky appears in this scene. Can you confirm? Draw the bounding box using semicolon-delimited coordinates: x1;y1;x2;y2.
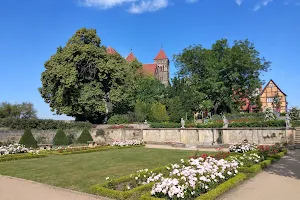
0;0;299;119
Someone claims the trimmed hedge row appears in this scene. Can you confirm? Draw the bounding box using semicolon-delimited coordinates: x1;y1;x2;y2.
45;145;145;156
0;118;92;130
150;120;285;129
90;165;168;200
0;154;47;162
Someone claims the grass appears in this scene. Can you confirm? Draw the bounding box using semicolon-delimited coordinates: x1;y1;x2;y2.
0;147;201;193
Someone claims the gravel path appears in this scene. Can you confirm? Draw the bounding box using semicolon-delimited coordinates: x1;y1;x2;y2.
219;150;300;200
0;176;110;200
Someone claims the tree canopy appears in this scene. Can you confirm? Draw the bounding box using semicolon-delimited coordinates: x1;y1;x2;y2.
39;28;137;123
173;39;270;114
0;102;37;119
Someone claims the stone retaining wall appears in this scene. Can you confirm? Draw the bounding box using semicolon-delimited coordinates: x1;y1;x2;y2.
0;127;295;145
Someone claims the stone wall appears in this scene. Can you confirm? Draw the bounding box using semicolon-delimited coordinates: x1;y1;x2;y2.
0;129;82;144
0;127;295;145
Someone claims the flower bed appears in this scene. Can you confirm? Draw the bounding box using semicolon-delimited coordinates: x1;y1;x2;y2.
43;144;145;155
0;144;39;156
229;142;256;153
112;140;144;147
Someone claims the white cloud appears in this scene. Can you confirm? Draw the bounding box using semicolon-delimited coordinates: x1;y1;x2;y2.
81;0;137;9
186;0;199;3
80;0;169;13
128;0;168;14
253;0;274;11
235;0;244;6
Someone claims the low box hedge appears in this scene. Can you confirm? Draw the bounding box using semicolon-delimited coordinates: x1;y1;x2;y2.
140;173;248;200
46;145;145;156
196;173;247;200
90;165;167;200
0;153;47;162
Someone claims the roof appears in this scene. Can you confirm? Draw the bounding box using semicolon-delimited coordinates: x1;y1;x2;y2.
126;52;136;62
260;79;287;96
142;64;157;75
106;46;118;55
154;49;168;60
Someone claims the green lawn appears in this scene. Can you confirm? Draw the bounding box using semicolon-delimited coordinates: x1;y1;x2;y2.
0;147;200;193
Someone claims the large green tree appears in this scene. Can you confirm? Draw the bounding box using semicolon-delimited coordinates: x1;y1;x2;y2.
39;28;136;123
173;39;270;114
0;102;37;119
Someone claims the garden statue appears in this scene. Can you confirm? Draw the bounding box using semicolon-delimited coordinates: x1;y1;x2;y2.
285;113;291;128
144;120;148;125
181;118;185;128
222;114;229;128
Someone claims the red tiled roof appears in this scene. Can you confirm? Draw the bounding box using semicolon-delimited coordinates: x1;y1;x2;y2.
142;64;157;75
107;46;118;55
154;49;168;60
126;52;136;62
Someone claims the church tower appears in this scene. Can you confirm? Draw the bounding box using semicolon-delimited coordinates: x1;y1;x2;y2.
154;49;170;86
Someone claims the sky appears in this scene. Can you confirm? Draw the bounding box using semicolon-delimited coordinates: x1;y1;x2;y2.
0;0;299;119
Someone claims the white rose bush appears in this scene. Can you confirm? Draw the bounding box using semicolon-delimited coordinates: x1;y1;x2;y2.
0;144;39;156
150;157;239;199
112;140;144;147
229;142;256;153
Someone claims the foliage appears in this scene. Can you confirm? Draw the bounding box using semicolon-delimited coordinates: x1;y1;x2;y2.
134;76;166;104
289;107;300;120
264;107;277;121
257;144;283;157
67;132;76;145
134;101;150;122
0;154;47;162
195;173;247;200
165;97;187;123
0;102;37;119
228;120;285;127
150;122;181;128
173;39;270;114
108;114;129;124
212;112;265;120
19;129;37;148
77;128;93;144
53;129;69;146
0;118;91;130
229;143;257;153
149;102;169;122
39;28;137;123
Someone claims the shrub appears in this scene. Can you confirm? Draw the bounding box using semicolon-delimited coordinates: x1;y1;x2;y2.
108;115;129;124
19;129;37;148
0;118;91;130
149;102;169;122
134;101;149;122
289;107;300;120
77;128;93;144
53;129;69;146
67;132;76;145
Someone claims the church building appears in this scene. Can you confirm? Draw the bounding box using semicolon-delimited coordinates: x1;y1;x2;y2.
107;46;170;86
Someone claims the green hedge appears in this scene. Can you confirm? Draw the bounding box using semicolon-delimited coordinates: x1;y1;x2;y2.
19;129;37;148
140;174;248;200
229;120;285;128
46;145;145;156
90;165;167;200
0;118;92;130
196;173;247;200
0;154;47;162
150;120;285;129
53;129;69;146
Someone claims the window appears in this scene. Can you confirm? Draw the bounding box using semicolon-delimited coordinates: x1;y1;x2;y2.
269;83;274;88
267;98;273;103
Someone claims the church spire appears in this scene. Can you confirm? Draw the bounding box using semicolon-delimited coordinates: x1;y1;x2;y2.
154;49;168;60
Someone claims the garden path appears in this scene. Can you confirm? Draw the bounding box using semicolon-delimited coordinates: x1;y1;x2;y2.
0;176;111;200
219;149;300;200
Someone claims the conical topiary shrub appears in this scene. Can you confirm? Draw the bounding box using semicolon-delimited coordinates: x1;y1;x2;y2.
53;129;68;146
77;128;93;144
19;129;37;148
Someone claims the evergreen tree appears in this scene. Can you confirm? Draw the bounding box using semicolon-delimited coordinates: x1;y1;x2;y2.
53;129;69;146
77;128;93;144
19;129;37;148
